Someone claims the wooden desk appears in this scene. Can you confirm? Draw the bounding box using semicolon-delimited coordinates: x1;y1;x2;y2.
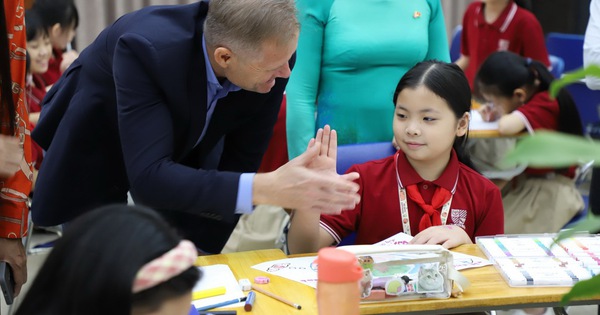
196;246;599;314
469;128;502;138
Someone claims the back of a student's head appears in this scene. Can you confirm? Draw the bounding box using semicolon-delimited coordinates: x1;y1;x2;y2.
31;0;79;30
474;51;549;99
475;51;583;136
15;204;200;315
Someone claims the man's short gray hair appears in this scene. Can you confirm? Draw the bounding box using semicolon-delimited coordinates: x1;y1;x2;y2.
204;0;299;54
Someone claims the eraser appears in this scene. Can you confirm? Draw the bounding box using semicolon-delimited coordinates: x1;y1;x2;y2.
254;276;270;284
239;278;252;291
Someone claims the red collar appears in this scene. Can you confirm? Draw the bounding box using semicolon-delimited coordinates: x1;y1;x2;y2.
395;149;460;193
475;1;517;33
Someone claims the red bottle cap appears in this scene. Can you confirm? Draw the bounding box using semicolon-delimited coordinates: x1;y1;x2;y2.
316;247;363;283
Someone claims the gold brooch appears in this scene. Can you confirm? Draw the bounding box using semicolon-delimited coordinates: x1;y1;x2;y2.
413;11;421;19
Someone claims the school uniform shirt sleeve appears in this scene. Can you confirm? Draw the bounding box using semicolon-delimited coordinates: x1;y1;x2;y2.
319;164;364;244
471;175;504;238
320;156;408;245
452;164;504;241
514;8;550;66
514;91;559;132
0;0;31;238
425;0;451;61
460;2;479;59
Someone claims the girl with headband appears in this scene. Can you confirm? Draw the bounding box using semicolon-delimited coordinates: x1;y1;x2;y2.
15;204;200;315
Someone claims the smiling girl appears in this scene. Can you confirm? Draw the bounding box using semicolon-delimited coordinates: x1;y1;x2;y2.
287;61;504;254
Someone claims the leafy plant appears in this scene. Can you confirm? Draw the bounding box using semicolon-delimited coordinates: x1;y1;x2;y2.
501;65;600;304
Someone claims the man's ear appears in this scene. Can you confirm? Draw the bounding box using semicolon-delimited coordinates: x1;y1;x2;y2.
456;111;470;137
213;47;233;69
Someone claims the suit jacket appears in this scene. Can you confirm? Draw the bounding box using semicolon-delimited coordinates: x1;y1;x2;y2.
32;2;289;252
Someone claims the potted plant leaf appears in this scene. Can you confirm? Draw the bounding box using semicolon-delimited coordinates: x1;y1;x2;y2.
501;65;600;304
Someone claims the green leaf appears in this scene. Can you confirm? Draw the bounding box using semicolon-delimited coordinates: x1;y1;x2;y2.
556;217;600;241
501;131;600;168
550;65;600;98
561;275;600;304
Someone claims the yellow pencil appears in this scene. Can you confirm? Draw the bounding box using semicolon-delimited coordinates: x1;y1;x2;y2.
192;286;227;300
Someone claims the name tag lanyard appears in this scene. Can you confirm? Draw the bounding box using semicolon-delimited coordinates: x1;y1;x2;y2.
393;152;458;236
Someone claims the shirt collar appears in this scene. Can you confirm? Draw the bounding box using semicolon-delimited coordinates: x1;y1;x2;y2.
396;149;460;193
202;36;241;92
476;1;517;33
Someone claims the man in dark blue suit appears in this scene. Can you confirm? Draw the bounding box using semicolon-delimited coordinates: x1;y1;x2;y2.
32;0;360;253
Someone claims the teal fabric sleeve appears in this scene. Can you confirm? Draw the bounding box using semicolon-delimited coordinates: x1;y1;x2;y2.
286;0;333;159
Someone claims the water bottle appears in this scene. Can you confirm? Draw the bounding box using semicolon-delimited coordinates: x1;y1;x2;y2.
316;247;363;315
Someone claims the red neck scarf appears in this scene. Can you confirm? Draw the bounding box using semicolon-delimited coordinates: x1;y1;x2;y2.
405;184;452;232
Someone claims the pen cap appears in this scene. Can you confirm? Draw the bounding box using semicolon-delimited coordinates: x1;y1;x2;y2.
316;247;363;283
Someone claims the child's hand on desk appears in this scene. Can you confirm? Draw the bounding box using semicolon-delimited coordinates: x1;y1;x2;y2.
478;104;502;122
409;225;472;249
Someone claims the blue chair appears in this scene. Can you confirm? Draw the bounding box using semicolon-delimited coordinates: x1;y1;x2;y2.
565;82;600;134
549;54;565;78
449;25;462;62
546;32;584;72
336;142;397;174
336;142;397;246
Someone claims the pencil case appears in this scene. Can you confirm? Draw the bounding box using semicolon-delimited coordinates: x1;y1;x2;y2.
338;244;470;302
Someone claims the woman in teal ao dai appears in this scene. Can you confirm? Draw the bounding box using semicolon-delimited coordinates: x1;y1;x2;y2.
286;0;450;159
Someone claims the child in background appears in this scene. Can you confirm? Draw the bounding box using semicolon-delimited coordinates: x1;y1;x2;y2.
25;9;51;171
457;0;550;192
475;51;584;235
456;0;549;89
31;0;79;87
14;204;200;315
287;61;504;254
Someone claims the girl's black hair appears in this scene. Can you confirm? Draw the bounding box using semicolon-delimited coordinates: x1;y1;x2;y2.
31;0;79;31
474;51;583;136
393;60;476;170
514;0;532;11
0;0;15;134
25;9;48;42
15;204;200;315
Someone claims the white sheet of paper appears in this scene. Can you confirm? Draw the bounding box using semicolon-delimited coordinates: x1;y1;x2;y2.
192;264;246;309
469;109;499;131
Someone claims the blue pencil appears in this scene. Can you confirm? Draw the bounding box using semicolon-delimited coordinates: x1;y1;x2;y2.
196;296;247;311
